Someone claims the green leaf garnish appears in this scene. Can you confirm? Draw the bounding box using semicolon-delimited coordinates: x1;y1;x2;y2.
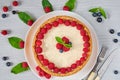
65;0;76;11
89;7;107;19
11;62;30;74
42;0;53;12
8;37;23;49
55;36;72;48
18;12;33;24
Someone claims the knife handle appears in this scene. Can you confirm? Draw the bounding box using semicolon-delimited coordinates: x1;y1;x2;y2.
95;76;100;80
87;72;97;80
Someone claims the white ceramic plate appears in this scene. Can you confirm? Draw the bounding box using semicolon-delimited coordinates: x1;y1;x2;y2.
24;11;99;80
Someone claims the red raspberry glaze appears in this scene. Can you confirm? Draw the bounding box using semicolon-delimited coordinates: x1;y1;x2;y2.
58;18;64;24
71;63;77;69
12;1;19;6
62;36;69;44
63;46;70;52
64;20;71;26
71;21;77;27
56;43;63;49
45;23;52;30
3;6;9;12
52;21;59;27
63;6;70;11
43;59;49;66
48;63;55;70
1;30;8;35
37;55;44;61
45;73;51;79
35;47;42;53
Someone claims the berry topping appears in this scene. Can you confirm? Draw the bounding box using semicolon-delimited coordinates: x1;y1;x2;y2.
83;35;90;42
63;6;70;11
82;53;88;58
83;48;89;52
56;43;63;49
64;20;71;26
76;24;83;30
38;55;44;61
117;32;120;36
84;42;90;48
22;62;29;68
97;12;102;16
36;66;42;71
71;21;77;27
3;6;9;12
12;10;18;14
40;28;47;34
76;60;82;66
58;18;64;24
2;56;9;61
45;73;51;79
80;57;85;63
114;70;119;75
113;39;118;43
27;20;34;26
109;29;115;34
52;21;59;27
35;40;42;46
12;1;19;6
39;71;46;76
45;23;52;30
19;41;24;48
6;62;12;67
92;12;97;17
1;14;7;18
97;17;102;23
80;29;86;36
1;30;8;35
44;6;51;13
63;46;70;52
62;36;69;44
60;68;66;74
59;49;63;53
37;33;44;39
53;67;60;73
67;67;72;72
71;63;77;69
35;47;42;53
43;59;49;66
48;63;55;70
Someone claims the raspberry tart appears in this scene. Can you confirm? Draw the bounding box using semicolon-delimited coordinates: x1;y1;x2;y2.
33;16;92;77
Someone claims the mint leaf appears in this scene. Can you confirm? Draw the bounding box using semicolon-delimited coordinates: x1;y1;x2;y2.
89;8;99;13
55;37;64;44
8;37;23;49
65;0;76;11
99;7;107;19
11;62;29;74
64;44;72;48
18;12;33;24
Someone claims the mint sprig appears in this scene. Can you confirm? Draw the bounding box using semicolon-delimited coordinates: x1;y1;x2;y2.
55;36;72;48
89;7;107;19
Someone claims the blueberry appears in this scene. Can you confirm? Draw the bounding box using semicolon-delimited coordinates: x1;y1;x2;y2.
2;56;9;61
113;39;118;43
97;12;102;16
97;17;102;23
117;32;120;36
92;13;97;17
59;49;63;53
114;70;119;74
6;62;12;67
2;14;7;18
109;29;115;34
69;42;72;45
12;10;17;14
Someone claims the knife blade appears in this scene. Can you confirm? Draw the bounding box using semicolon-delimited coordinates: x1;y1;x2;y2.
87;46;108;80
94;48;117;80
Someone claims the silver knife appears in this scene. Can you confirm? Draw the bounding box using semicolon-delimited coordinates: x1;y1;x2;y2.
94;48;117;80
87;46;108;80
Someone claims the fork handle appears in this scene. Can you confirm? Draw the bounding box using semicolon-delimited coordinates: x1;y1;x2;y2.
87;72;97;80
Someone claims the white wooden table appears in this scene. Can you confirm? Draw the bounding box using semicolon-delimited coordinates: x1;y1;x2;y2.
0;0;120;80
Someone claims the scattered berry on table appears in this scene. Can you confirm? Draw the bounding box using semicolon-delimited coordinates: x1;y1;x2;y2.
113;39;118;43
19;41;24;48
63;6;70;11
117;32;120;36
97;12;102;16
1;14;7;18
12;0;19;6
97;17;102;23
22;62;29;68
6;62;13;67
44;6;51;13
12;10;18;14
109;29;115;34
2;56;9;61
27;20;34;26
114;70;119;74
59;49;63;53
92;12;97;17
2;6;9;12
1;30;8;35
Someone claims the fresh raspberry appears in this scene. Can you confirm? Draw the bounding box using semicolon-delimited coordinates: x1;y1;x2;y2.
76;24;83;30
39;71;46;77
80;29;86;36
37;55;44;61
84;42;90;48
3;6;9;12
60;68;66;74
45;23;52;30
44;6;51;13
63;6;70;11
56;43;63;49
19;41;24;48
36;66;42;71
62;36;69;44
76;60;82;66
80;57;85;63
82;53;88;59
48;63;55;70
1;30;8;35
37;33;44;39
67;67;72;72
45;73;51;79
35;47;42;53
83;35;90;42
71;21;77;27
64;20;71;26
12;1;19;6
52;21;59;27
27;20;33;26
35;40;42;46
53;67;60;73
22;62;29;68
58;18;64;24
83;48;89;52
40;28;47;34
71;63;77;69
63;46;70;52
42;59;49;66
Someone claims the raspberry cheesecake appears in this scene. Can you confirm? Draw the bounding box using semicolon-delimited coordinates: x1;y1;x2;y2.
33;16;92;77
